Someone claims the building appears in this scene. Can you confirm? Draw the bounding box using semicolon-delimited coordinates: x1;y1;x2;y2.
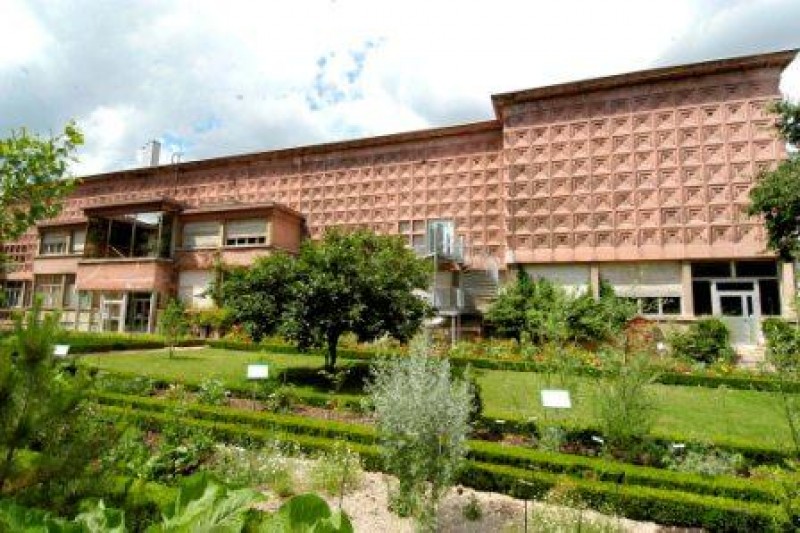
1;49;797;346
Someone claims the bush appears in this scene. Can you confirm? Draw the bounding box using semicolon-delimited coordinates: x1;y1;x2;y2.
669;319;735;365
366;338;473;529
197;378;228;406
763;317;800;374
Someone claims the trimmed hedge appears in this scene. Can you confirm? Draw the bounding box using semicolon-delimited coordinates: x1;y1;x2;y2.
92;392;784;505
57;332;204;354
461;462;788;532
98;404;791;531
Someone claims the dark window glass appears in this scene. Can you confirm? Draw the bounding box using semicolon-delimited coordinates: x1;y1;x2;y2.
692;262;731;278
693;280;712;315
759;279;781;315
716;281;755;291
735;260;778;278
662;297;681;315
641;297;659;314
720;295;744;316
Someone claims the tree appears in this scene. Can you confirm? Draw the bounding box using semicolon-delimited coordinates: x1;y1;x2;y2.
220;253;297;342
749;100;800;259
283;230;430;369
221;229;430;369
484;269;535;343
159;298;188;358
0;301;105;504
0;122;83;245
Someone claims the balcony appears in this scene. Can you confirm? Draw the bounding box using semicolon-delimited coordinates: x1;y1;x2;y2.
413;238;465;263
427;288;475;313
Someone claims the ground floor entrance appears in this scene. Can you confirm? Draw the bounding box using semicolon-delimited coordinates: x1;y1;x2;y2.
81;291;158;333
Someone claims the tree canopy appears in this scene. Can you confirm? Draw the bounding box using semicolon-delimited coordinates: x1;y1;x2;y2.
222;229;431;368
748;100;800;259
0;122;83;245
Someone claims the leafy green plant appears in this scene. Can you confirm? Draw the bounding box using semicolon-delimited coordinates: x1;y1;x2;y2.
260;493;354;533
366;337;473;530
668;318;735;365
206;443;297;497
159;298;189;359
198;378;228;406
462;494;482;522
148;472;262;532
663;445;744;477
309;442;363;497
594;353;659;453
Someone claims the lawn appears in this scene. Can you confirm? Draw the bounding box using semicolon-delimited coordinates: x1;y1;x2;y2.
80;347;796;450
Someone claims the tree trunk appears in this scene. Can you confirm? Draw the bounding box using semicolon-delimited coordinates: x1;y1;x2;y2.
326;330;340;370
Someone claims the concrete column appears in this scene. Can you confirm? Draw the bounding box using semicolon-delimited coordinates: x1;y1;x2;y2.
589;264;600;300
120;292;129;333
781;261;796;320
74;290;81;331
681;262;694;318
148;291;158;333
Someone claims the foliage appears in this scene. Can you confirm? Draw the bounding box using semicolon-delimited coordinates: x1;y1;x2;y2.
260;493;354;533
486;274;635;346
205;442;297;496
148;472;262;532
197;378;228;406
281;229;430;369
0;122;83;245
762;315;800;457
594;353;660;452
462;493;482;522
664;446;744;477
669;318;735;365
366;337;473;530
221;253;297;342
748;99;800;259
186;307;232;337
0;499;125;532
309;442;363;497
223;229;430;369
159;299;189;358
0;301;110;505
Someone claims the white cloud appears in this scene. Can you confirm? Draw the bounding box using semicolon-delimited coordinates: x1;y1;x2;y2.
0;0;798;175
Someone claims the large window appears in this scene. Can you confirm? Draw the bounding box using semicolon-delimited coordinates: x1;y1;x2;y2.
691;260;781;316
2;281;23;308
183;221;221;249
224;219;267;247
40;231;68;255
85;211;174;259
35;274;74;308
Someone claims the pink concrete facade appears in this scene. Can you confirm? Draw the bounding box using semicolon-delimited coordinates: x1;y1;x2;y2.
0;50;796;339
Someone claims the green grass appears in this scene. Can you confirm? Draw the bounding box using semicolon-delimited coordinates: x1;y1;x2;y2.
476;368;794;448
80;347;326;388
80;347;797;450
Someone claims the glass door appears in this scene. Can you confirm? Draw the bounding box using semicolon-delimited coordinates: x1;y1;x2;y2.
712;281;759;345
127;292;151;333
100;295;124;332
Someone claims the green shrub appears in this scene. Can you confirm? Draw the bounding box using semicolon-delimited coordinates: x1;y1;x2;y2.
309;442;363;496
669;319;735;365
197;378;228;406
763;317;800;374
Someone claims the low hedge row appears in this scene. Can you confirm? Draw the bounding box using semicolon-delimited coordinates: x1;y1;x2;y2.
92;392;784;505
208;339;800;394
461;462;790;532
58;332;204;354
99;405;791;531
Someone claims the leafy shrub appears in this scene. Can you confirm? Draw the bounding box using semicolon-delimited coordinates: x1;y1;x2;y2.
197;378;228;406
594;353;659;452
664;446;744;477
206;442;297;496
669;319;735;365
262;493;354;532
366;337;473;529
462;493;482;521
96;373;156;396
763;317;800;374
309;442;363;496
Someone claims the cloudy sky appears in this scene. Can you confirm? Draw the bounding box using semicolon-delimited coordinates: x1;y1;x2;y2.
1;0;799;176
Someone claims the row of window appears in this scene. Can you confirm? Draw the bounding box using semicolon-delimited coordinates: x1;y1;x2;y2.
182;219;269;249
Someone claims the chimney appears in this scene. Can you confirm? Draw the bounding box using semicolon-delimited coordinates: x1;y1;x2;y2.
141;140;161;167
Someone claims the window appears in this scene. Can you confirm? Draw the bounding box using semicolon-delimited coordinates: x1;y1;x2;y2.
224;219;267;247
759;279;781;315
183;221;221;249
85;211;174;259
64;275;78;308
691;262;731;278
692;280;713;315
2;281;23;308
637;296;682;316
35;274;63;308
40;232;67;255
70;229;86;254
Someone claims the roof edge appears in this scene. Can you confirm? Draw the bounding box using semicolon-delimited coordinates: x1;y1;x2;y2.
491;49;798;118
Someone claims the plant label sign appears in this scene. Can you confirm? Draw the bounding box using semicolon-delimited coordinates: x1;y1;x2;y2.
540;389;572;409
53;344;71;358
247;364;269;380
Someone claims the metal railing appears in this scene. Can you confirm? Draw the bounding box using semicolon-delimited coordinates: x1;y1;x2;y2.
412;238;466;263
427;288;474;311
